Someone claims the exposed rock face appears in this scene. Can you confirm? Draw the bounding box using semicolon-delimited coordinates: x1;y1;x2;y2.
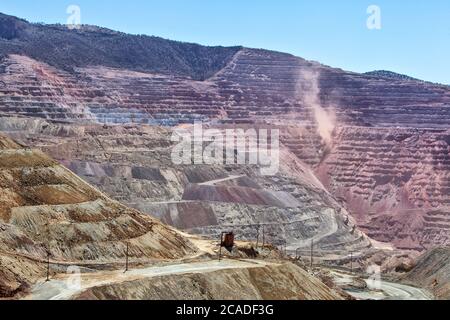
0;119;371;256
0;133;195;296
73;262;345;300
316;127;450;251
0;14;449;251
2;49;448;128
403;247;450;299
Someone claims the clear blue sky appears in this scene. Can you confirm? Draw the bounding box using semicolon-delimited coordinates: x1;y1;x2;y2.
1;0;449;84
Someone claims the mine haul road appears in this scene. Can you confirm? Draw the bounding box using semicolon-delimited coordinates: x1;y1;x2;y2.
348;280;433;300
24;259;274;300
330;270;433;300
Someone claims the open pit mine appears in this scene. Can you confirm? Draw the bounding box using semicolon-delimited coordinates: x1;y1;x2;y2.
0;12;449;300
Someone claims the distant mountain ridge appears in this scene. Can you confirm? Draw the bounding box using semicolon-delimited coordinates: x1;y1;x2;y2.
2;12;443;85
0;12;242;80
365;70;421;82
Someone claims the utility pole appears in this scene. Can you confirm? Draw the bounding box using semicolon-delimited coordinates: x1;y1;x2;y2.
45;221;50;282
350;251;353;274
280;240;287;258
262;225;265;248
46;252;50;282
256;225;260;249
310;239;314;269
124;242;129;273
218;233;223;261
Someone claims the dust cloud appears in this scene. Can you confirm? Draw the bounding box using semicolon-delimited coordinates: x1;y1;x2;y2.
296;69;336;145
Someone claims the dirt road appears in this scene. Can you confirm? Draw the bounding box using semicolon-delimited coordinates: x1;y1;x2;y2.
330;270;433;300
348;280;433;300
24;259;273;300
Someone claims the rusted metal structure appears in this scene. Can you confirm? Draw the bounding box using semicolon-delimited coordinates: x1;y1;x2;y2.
222;232;235;250
218;232;235;261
